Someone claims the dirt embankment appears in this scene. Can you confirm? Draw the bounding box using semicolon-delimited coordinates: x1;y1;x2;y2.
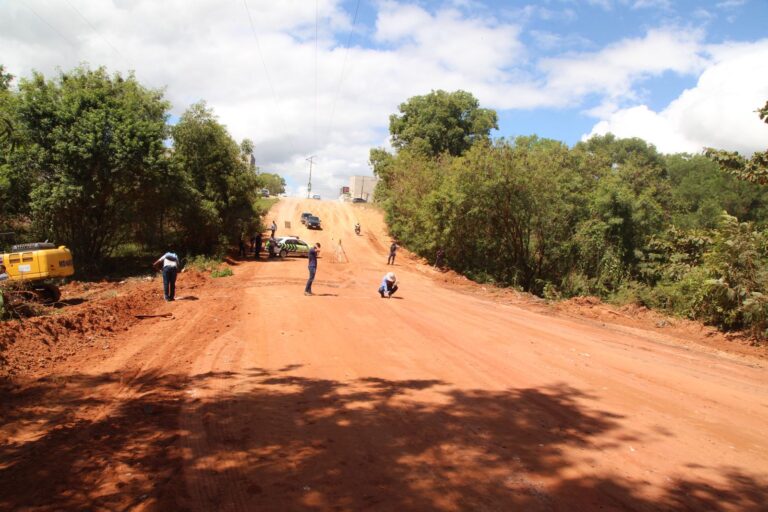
0;271;208;379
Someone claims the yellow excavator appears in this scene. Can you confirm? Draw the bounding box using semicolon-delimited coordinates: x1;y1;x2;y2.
0;242;75;305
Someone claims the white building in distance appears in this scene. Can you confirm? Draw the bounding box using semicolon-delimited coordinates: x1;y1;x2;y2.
348;175;379;201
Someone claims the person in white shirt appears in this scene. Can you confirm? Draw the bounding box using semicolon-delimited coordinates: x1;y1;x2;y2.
153;250;180;301
0;264;9;281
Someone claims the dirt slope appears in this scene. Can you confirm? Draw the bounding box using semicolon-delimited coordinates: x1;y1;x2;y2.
1;198;767;511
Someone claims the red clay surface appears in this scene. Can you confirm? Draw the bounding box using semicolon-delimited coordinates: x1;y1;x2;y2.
1;198;767;511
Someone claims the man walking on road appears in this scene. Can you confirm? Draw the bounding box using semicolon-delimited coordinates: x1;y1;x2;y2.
270;220;277;238
387;242;398;265
305;242;321;296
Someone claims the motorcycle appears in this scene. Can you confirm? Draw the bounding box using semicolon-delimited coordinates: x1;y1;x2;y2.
354;224;361;236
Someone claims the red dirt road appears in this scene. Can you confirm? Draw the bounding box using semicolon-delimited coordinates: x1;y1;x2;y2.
2;198;767;511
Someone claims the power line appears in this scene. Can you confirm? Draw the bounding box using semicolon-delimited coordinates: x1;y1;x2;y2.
242;0;281;112
326;0;361;146
63;0;131;68
314;0;319;153
23;2;76;47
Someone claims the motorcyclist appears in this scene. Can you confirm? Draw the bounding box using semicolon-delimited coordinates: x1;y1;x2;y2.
354;223;361;235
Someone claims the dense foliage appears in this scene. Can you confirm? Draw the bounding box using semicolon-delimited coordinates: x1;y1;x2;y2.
389;90;498;157
0;65;278;269
373;92;768;337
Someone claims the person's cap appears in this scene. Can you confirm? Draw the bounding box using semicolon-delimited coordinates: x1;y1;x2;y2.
386;272;396;281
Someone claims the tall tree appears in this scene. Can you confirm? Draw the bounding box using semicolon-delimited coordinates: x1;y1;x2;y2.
16;66;169;267
389;90;497;157
257;172;286;195
171;102;260;253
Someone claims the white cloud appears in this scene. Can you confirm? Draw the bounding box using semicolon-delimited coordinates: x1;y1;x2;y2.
529;30;593;51
717;0;747;9
632;0;672;9
584;39;768;155
1;0;767;196
539;27;706;108
586;0;614;10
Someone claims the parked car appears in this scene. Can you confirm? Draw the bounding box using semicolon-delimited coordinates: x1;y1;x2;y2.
275;236;311;258
312;194;321;200
306;216;322;230
300;212;313;224
352;197;367;203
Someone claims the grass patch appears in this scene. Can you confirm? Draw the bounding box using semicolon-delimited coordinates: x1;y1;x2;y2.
186;255;221;273
211;267;233;278
187;255;232;278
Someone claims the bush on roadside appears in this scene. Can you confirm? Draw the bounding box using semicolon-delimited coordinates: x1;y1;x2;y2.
211;267;233;278
185;255;221;273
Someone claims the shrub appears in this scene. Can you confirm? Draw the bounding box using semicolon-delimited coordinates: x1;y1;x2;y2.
211;267;233;278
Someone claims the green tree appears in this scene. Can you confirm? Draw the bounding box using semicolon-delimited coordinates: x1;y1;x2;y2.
0;65;12;91
0;65;20;229
258;172;286;195
666;153;768;229
389;90;498;157
171;102;261;253
15;66;170;268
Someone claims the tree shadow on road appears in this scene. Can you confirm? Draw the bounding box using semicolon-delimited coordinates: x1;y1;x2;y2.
0;368;765;511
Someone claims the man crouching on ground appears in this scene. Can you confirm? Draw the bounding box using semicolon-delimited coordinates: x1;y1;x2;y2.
379;272;398;298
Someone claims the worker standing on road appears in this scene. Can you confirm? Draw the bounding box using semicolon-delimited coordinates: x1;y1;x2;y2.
270;220;277;238
153;249;180;302
305;242;321;296
378;272;398;298
387;242;398;265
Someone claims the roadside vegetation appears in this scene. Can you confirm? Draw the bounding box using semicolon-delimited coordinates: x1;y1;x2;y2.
0;64;285;272
373;90;768;338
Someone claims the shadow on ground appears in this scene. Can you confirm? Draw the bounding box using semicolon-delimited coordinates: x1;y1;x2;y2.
0;368;764;511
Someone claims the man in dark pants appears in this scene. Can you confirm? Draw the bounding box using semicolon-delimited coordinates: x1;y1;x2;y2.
254;233;262;258
387;242;398;265
305;242;321;296
270;220;277;238
153;249;180;301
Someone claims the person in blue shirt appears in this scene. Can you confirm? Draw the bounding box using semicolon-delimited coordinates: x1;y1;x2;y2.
378;272;398;298
153;250;180;301
0;264;8;281
304;242;321;296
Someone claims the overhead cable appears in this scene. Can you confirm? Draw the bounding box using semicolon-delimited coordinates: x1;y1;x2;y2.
63;0;132;68
326;0;361;148
23;2;76;47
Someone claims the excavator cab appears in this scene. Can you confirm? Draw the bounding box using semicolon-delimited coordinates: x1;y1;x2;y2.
0;243;75;303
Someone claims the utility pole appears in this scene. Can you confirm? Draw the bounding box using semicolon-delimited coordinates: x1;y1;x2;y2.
306;155;315;198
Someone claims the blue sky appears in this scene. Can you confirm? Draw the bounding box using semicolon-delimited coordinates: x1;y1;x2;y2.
1;0;767;197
